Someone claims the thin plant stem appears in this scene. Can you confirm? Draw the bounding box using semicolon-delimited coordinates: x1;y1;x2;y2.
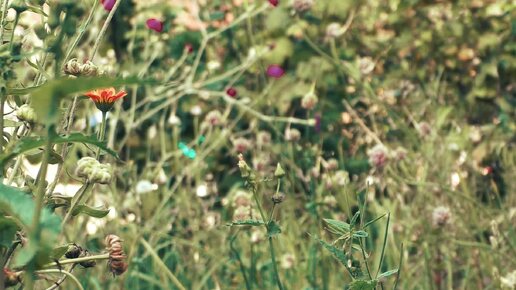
140;238;186;290
375;212;390;278
268;236;284;290
35;269;84;290
393;243;404;290
96;111;107;158
8;12;19;51
64;0;99;63
91;0;123;60
42;253;110;268
61;182;91;226
230;234;252;290
0;0;9;41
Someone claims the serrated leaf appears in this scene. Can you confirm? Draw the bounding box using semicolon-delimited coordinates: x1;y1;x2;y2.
349;279;378;290
378;269;398;279
313;236;348;267
226;219;265;227
71;204;110;218
324;218;350;235
267;220;282;237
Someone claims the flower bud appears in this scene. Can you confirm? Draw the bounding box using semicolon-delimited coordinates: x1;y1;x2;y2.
285;128;301;142
89;163;112;184
76;157;98;179
301;82;318;110
16;104;37;124
271;192;285;204
204;110;223;126
233;138;251;153
80;61;99;76
274;163;285;178
63;58;82;76
237;154;251;178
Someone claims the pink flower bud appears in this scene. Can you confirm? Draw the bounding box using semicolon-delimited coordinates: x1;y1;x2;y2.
146;18;164;33
100;0;115;11
269;0;279;7
226;87;237;97
266;64;285;79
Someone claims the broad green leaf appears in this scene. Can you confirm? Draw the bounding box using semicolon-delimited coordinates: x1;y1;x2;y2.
14;76;153;124
226;219;265;227
0;132;118;169
0;217;18;248
323;218;350;235
0;183;61;267
72;204;110;218
349;279;378;290
267;220;282;237
378;269;398;279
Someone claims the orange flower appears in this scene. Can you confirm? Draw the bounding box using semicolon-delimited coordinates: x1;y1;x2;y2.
85;88;127;112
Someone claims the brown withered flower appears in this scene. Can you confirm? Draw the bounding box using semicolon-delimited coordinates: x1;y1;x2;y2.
105;234;128;276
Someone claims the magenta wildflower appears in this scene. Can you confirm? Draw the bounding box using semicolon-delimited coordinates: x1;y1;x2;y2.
226;87;237;98
100;0;115;11
146;18;164;33
269;0;279;7
266;64;285;79
185;43;194;54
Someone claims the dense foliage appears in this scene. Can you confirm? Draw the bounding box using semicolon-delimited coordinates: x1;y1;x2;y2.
0;0;514;289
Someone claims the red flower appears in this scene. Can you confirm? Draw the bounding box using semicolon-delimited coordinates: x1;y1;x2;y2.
269;0;279;7
146;18;164;32
85;88;127;112
185;43;194;54
226;87;237;97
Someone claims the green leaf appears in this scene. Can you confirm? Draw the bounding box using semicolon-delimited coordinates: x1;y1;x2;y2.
352;230;369;238
50;244;71;260
364;213;386;229
0;132;118;169
323;218;350;235
71;204;110;218
12;76;154;124
349;279;378;290
313;236;348;267
0;217;18;248
267;220;282;237
377;269;398;279
350;211;361;227
226;219;265;227
0;183;61;267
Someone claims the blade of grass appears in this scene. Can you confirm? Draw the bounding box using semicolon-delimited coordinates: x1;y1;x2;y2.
140;238;186;290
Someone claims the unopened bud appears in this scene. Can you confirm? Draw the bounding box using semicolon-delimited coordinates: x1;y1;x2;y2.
272;192;285;204
301;82;318;110
16;104;37;124
274;163;285;178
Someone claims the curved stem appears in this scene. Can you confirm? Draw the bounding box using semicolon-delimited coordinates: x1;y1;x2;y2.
42;253;110;268
35;269;84;290
91;0;123;59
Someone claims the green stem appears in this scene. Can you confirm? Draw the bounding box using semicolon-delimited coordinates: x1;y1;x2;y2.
34;269;84;290
96;111;107;158
42;253;110;268
375;212;390;278
140;238;186;290
91;0;123;59
8;12;19;51
268;237;284;290
63;0;99;63
61;182;91;226
393;243;404;290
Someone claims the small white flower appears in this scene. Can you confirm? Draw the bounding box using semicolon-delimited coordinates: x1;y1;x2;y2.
135;180;158;194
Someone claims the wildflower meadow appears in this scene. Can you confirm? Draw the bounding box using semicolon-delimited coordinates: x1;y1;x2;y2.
0;0;514;289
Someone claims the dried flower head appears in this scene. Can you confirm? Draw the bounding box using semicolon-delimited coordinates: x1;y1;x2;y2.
367;144;389;169
272;192;286;204
431;206;452;227
233;138;252;153
85;88;127;112
105;234;128;276
301;82;318;110
285;128;301;142
280;253;296;269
